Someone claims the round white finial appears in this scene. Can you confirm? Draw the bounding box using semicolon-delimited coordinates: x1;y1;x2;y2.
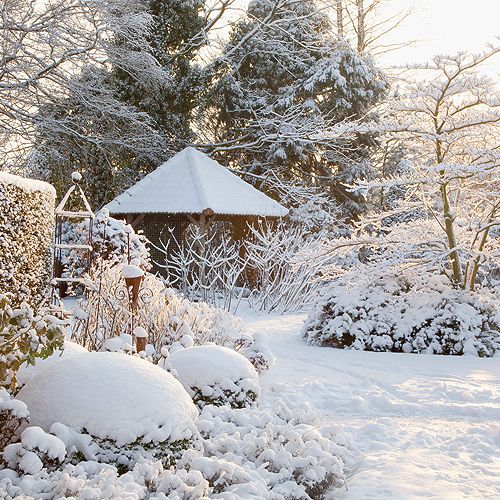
71;171;82;183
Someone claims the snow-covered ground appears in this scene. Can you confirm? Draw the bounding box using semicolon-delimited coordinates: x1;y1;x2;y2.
240;309;500;499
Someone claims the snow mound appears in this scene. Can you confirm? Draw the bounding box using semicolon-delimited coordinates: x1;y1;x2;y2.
170;345;258;388
169;345;260;409
17;352;198;446
16;340;87;388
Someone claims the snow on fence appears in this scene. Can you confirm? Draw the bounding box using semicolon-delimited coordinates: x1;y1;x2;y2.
0;172;56;305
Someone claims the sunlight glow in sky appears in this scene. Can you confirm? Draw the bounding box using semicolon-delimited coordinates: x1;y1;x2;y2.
231;0;500;76
376;0;500;76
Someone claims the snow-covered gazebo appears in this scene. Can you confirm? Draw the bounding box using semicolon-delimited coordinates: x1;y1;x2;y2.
104;147;288;266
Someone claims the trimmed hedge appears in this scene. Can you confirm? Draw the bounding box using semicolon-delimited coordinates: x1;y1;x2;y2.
0;172;55;305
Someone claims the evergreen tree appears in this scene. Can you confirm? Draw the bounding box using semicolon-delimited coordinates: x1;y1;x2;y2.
111;0;206;152
33;0;206;206
34;67;164;208
204;0;387;218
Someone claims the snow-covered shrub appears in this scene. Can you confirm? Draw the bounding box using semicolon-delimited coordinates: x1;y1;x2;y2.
157;224;248;312
303;273;500;357
0;389;29;452
0;401;352;499
92;210;150;268
71;263;271;371
16;352;198;470
245;221;326;313
3;426;66;475
161;288;246;347
233;331;274;373
61;208;150;280
0;294;66;391
160;290;272;374
169;345;260;410
0;172;55;305
188;401;352;498
158;220;333;315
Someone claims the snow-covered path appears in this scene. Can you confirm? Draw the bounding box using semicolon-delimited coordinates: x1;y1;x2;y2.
240;311;500;499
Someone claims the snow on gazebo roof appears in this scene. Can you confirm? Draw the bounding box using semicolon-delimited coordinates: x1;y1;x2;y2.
104;147;288;217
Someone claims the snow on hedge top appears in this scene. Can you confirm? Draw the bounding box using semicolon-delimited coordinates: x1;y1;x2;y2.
104;147;288;217
169;345;259;389
17;352;198;446
0;171;55;195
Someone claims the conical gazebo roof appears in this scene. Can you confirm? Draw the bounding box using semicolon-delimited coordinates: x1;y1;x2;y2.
104;147;288;217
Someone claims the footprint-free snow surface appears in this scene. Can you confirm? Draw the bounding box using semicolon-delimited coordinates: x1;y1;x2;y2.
241;310;500;499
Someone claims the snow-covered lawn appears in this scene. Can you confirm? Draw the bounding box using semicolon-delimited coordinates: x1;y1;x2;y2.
240;310;500;499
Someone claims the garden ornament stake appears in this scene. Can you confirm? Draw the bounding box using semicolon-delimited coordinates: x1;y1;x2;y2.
116;260;152;351
122;262;144;311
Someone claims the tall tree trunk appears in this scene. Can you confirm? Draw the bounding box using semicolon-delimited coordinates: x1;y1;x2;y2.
464;203;498;290
440;180;462;285
357;0;365;53
435;136;462;285
336;0;344;35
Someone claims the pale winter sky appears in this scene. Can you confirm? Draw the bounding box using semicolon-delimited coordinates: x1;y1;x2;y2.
229;0;500;77
377;0;500;76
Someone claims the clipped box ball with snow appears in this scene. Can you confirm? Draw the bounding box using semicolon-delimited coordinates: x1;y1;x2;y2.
169;345;260;410
16;352;198;469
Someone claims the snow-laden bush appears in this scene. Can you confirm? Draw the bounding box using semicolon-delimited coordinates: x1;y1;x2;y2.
168;345;260;409
71;262;271;372
3;426;66;475
61;208;150;280
0;389;29;452
189;402;351;498
245;222;326;313
16;352;198;470
158;220;328;315
303;273;500;357
0;172;55;305
0;401;352;499
0;294;66;391
157;224;248;312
